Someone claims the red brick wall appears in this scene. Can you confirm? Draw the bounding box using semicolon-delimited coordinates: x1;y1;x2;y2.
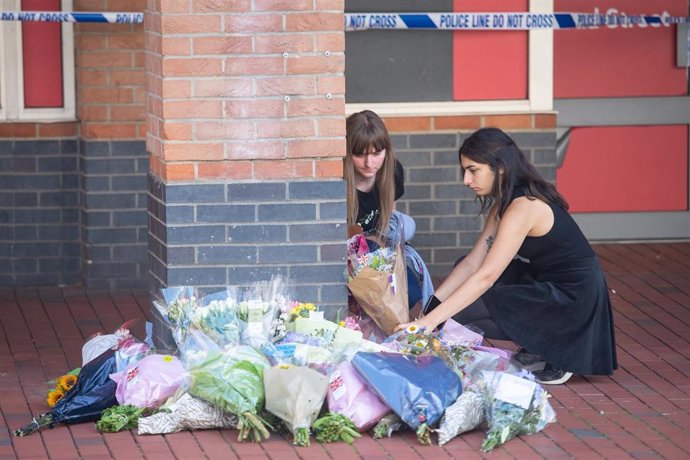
145;0;346;182
382;114;557;133
75;0;146;140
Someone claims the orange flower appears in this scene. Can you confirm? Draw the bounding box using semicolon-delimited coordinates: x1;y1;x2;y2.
47;389;64;407
57;374;77;393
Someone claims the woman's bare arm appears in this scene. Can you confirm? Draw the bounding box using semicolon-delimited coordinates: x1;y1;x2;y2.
398;198;547;331
433;206;499;301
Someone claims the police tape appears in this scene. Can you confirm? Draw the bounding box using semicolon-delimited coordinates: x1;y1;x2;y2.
345;12;689;31
1;10;687;30
0;11;142;24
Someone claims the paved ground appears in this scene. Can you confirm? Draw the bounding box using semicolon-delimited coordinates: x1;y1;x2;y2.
1;242;689;459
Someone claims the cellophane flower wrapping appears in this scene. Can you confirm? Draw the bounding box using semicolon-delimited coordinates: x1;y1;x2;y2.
193;290;241;348
177;328;223;369
262;335;335;377
326;361;390;431
480;370;556;452
138;392;238;435
114;336;152;372
264;366;328;445
351;352;462;430
436;390;485;445
288;317;363;353
447;346;508;392
442;319;484;348
15;348;120;436
188;345;271;441
81;319;138;366
236;276;291;348
110;354;188;410
155;286;199;344
55;349;120;424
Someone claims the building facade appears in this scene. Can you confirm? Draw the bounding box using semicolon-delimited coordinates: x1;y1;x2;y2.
1;0;688;337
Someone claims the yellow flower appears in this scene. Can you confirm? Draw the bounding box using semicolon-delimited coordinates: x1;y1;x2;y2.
432;339;441;351
302;303;316;311
338;320;346;327
406;324;419;334
56;374;77;393
47;389;64;407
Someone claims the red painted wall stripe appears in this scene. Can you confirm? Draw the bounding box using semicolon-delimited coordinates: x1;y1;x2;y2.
22;0;63;108
557;125;689;213
453;0;528;101
554;0;688;98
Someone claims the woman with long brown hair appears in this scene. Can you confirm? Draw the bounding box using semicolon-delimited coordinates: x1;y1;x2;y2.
345;110;431;310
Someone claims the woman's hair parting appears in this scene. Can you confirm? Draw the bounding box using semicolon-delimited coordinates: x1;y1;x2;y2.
459;127;568;217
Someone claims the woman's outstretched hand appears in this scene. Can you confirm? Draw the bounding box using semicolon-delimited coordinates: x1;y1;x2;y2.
394;315;438;333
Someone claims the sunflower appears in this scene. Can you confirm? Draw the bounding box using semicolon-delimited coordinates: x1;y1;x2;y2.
56;374;77;393
46;389;64;407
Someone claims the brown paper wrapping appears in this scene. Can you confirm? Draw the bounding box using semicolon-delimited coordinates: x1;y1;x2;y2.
347;245;409;335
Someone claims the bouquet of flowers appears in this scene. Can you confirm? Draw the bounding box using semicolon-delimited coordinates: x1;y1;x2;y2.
388;325;446;357
371;413;404;439
312;412;361;444
15;349;119;436
264;366;329;446
109;354;188;410
138;392;238;435
346;237;409;335
46;371;78;408
326;361;390;431
262;336;335;376
288;301;318;322
81;319;138;366
287;316;363;352
480;370;556;452
95;405;144;433
188;345;272;442
436;390;485;445
447;346;507;391
351;352;462;445
192;297;241;348
154;286;199;347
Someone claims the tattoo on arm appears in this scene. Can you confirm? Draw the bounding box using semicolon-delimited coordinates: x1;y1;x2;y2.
485;235;494;252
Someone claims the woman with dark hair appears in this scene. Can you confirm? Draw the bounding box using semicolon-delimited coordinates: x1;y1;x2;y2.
345;110;432;310
396;127;617;384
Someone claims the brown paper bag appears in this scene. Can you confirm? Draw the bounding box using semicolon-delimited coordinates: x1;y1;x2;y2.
347;245;409;335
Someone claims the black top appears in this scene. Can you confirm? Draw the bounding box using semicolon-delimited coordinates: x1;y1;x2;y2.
482;187;617;375
356;159;404;234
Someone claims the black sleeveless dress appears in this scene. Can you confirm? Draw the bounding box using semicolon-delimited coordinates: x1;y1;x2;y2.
482;189;618;375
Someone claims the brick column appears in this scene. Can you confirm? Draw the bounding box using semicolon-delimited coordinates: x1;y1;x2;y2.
145;1;347;348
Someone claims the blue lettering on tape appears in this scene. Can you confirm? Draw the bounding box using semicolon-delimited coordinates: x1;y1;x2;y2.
439;14;470;29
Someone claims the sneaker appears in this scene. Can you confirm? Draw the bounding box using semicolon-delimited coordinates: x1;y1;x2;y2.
512;348;544;368
534;363;573;385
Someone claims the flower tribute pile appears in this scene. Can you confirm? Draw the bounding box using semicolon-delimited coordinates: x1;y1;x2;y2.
14;275;556;451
